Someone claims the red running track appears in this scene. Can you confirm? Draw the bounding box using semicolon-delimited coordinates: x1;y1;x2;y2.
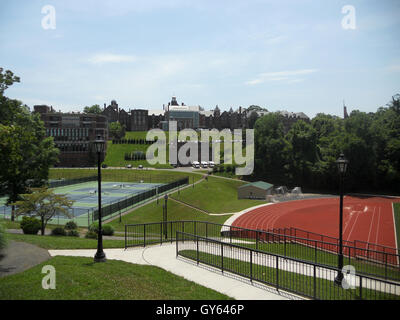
232;196;400;251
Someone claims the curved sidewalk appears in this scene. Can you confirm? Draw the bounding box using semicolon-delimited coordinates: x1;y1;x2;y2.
49;244;302;300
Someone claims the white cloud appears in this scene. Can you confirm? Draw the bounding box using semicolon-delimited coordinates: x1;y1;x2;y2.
88;53;137;64
245;69;318;85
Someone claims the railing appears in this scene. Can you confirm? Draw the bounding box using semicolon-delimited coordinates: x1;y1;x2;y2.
271;226;400;257
48;175;98;188
125;220;400;281
94;177;189;220
176;231;400;300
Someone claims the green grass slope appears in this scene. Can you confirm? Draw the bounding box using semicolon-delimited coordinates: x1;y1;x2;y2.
0;256;232;300
173;176;267;213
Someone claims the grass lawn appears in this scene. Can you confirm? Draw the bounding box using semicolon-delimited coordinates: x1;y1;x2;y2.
104;140;172;168
172;175;267;213
393;203;400;250
0;256;232;300
107;199;232;233
5;233;125;249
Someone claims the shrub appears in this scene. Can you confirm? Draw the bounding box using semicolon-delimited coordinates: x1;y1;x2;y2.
51;227;66;236
85;230;97;239
102;224;114;236
0;223;7;250
20;216;41;235
89;222;114;235
65;221;78;231
89;222;99;233
67;229;80;237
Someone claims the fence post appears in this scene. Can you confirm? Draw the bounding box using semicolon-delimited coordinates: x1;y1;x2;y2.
170;222;173;243
250;250;253;282
314;241;317;264
359;276;363;300
313;264;316;299
176;232;179;257
385;253;388;280
197;236;199;265
125;225;127;249
276;255;279;290
221;242;224;273
143;224;146;247
160;222;163;245
256;230;259;251
284;234;286;257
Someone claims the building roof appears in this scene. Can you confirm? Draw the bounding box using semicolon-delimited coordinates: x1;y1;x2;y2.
238;181;274;190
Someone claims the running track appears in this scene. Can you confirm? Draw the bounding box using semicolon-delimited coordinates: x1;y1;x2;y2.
232;196;400;250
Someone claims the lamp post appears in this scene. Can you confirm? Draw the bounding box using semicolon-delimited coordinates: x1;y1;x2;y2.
94;135;106;263
163;194;168;239
334;153;349;285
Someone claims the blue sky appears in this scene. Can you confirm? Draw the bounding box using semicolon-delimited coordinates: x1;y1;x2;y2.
0;0;399;118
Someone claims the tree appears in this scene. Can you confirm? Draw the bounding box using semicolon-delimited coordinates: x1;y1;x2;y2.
0;68;59;220
13;187;74;236
109;121;126;140
83;104;102;114
0;67;20;95
247;111;259;129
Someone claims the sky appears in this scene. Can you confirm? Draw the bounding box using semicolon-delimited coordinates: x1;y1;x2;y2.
0;0;399;118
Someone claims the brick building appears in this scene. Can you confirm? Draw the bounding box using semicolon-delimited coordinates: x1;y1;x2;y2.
34;105;108;167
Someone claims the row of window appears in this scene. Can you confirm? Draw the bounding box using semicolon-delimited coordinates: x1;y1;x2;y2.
55;143;90;152
47;128;90;138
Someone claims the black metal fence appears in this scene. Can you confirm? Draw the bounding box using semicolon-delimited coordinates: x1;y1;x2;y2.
48;175;98;188
124;220;400;282
269;226;400;258
94;177;189;220
176;231;400;300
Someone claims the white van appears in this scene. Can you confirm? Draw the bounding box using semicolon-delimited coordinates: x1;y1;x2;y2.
201;161;208;168
192;161;200;168
208;161;215;168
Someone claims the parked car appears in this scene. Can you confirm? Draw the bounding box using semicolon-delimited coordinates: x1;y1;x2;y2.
138;164;143;169
101;164;108;168
192;161;200;168
126;164;132;168
201;161;208;168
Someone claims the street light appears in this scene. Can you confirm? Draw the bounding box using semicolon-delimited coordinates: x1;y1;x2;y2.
94;135;106;263
163;194;168;239
334;153;349;285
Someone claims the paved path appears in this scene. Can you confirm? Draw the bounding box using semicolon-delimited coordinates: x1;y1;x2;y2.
49;244;303;300
0;241;51;278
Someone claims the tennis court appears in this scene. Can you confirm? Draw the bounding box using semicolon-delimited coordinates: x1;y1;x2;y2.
0;181;165;226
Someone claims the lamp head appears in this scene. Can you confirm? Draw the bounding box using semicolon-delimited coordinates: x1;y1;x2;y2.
94;135;105;153
336;153;349;174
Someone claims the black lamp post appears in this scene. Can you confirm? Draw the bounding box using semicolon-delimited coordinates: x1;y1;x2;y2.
334;153;349;285
94;135;106;263
163;194;168;239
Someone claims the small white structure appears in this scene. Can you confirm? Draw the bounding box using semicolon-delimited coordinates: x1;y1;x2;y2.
208;161;215;168
201;161;208;168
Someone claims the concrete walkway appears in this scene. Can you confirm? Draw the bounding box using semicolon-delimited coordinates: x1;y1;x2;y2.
49;244;303;300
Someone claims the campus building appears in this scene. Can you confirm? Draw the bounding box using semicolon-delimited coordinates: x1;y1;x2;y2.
33;105;108;167
101;96;310;133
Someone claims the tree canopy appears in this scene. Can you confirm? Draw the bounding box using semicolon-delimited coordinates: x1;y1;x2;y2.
252;95;400;194
83;104;102;114
0;68;59;220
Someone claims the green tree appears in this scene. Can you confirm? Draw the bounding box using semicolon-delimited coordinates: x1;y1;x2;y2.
83;104;102;114
0;68;59;220
13;187;74;236
109;121;126;140
253;112;289;184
